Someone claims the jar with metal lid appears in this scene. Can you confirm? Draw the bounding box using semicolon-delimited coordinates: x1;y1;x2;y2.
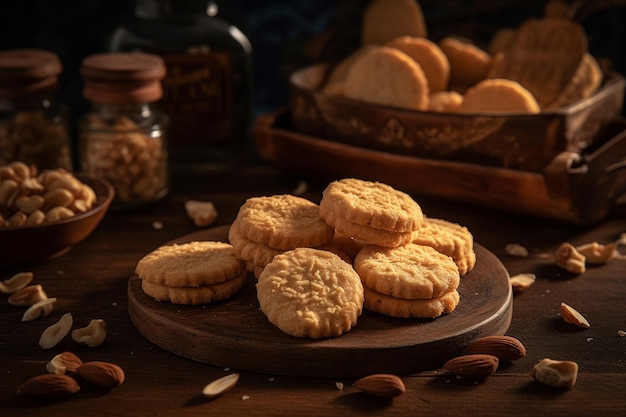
0;49;72;170
79;52;169;210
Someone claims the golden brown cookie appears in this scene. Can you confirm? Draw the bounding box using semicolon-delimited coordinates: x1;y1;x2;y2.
361;0;427;45
328;231;367;262
355;243;460;300
256;248;364;339
412;218;476;275
344;46;430;110
386;36;450;93
141;271;247;305
439;37;492;88
363;286;460;318
457;78;541;114
428;91;464;112
135;241;245;287
235;194;334;251
228;220;283;269
325;45;378;86
329;218;418;248
319;178;424;233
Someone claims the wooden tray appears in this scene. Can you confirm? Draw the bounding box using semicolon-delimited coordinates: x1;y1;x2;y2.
127;226;512;378
254;110;626;225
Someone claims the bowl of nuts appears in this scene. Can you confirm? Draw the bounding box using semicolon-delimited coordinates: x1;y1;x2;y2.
0;161;114;266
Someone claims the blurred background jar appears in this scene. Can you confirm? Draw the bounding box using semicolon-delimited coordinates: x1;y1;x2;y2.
107;0;253;175
79;52;169;210
0;49;73;170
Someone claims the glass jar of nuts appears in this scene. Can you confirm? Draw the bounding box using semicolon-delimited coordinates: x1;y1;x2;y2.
79;52;169;210
0;49;73;171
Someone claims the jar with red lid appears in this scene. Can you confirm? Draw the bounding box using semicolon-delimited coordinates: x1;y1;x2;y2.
79;52;170;209
0;49;72;170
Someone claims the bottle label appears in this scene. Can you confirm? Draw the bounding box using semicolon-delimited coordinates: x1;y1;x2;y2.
158;51;234;146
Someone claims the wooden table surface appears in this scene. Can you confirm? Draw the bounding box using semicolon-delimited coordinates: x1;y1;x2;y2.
1;163;625;417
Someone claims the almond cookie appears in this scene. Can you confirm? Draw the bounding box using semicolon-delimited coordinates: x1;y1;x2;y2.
330;218;418;248
141;271;247;305
457;78;541;114
361;0;427;45
344;46;430;111
235;194;334;251
135;241;245;287
319;178;424;233
325;44;378;87
439;37;492;88
386;36;450;93
355;243;460;300
256;248;364;339
363;286;460;319
412;218;476;276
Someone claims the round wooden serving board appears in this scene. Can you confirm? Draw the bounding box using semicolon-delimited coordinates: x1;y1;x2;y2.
128;225;512;378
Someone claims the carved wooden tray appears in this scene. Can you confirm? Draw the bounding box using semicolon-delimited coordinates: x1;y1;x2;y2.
127;225;512;378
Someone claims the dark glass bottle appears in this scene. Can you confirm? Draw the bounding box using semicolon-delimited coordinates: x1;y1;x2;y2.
107;0;253;175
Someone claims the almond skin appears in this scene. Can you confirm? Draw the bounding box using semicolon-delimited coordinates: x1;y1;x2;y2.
464;335;527;361
77;361;125;388
17;373;80;399
353;374;406;398
443;354;499;379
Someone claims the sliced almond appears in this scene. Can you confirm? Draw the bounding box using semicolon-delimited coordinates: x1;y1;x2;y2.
71;318;107;347
202;373;240;398
443;354;499;379
509;273;536;294
575;242;617;264
8;284;48;306
560;302;590;328
39;312;73;349
0;271;34;294
353;374;406;398
22;297;57;321
532;358;578;388
504;243;528;257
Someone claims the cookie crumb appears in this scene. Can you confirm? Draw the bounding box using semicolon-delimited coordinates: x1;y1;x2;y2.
618;330;626;337
152;220;163;230
335;382;344;390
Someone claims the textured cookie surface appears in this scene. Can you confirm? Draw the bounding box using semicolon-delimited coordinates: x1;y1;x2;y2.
235;194;334;250
363;287;460;318
320;178;424;233
344;46;429;110
141;271;247;305
135;241;245;287
412;218;476;275
228;220;283;268
256;248;364;339
355;243;460;299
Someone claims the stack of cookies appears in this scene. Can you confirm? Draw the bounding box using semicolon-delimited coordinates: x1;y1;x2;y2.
228;194;335;278
319;178;471;319
135;241;247;305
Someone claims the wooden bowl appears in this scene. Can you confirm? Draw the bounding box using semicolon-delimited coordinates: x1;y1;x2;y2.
289;64;625;172
0;176;114;267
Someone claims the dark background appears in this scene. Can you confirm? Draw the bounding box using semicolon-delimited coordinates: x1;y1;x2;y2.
0;0;624;119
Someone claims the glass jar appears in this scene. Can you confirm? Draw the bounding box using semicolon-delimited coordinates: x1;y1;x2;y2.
0;49;72;170
79;52;170;210
107;0;253;175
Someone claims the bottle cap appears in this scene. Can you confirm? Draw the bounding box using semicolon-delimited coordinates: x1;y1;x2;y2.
0;49;63;98
81;52;166;103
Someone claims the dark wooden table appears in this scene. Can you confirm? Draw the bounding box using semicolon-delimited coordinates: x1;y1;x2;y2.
1;163;625;417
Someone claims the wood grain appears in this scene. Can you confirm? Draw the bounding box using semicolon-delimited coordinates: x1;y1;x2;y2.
128;225;512;378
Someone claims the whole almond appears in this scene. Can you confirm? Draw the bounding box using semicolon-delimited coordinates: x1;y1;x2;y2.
77;361;125;388
17;373;80;399
47;351;84;375
443;354;499;379
352;374;406;398
464;335;527;361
